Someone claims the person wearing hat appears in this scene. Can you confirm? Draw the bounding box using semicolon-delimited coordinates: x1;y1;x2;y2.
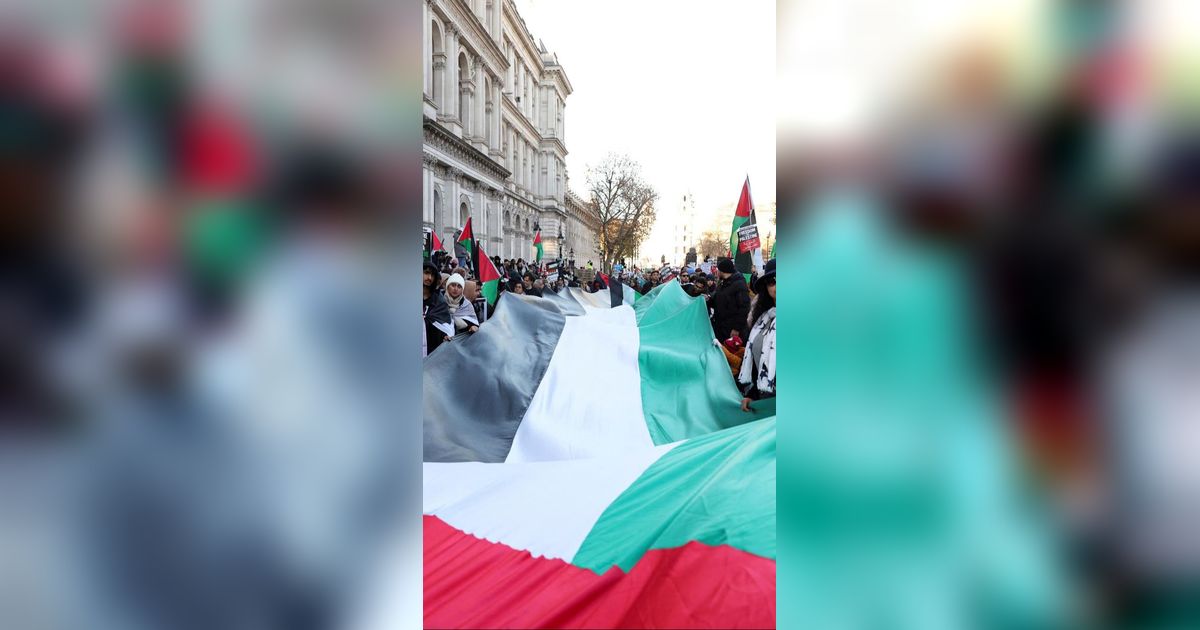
710;257;752;342
423;261;454;355
739;258;776;411
444;273;479;336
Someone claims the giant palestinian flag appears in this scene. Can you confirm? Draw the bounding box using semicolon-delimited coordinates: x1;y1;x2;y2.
425;417;775;629
422;280;775;627
423;280;774;462
730;177;764;282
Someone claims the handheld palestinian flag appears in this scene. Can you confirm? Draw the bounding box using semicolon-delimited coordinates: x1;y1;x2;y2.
456;217;477;272
533;228;544;263
430;228;444;254
730;177;765;282
608;275;639;307
476;242;502;307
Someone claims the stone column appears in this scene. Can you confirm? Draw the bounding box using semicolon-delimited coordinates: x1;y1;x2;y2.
473;56;486;148
446;171;460;235
541;150;549;198
540;85;548;132
489;81;502;156
490;0;501;41
423;2;431;97
422;156;434;224
432;54;446;113
445;27;460;127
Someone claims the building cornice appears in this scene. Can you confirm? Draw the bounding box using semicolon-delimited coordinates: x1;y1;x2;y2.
542;65;573;96
424;116;511;181
437;0;508;75
539;135;568;156
502;96;541;141
502;0;544;71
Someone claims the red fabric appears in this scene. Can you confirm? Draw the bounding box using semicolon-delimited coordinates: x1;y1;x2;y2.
735;178;752;219
457;217;474;244
181;102;256;194
475;243;502;284
424;516;775;629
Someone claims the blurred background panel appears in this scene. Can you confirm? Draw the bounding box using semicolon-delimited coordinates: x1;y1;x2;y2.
778;0;1200;628
0;0;423;628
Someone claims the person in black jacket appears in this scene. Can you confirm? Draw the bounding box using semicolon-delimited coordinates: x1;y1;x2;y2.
709;258;751;341
423;262;454;355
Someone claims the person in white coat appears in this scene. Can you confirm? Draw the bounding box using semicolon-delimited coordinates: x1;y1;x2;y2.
444;274;479;337
739;259;776;412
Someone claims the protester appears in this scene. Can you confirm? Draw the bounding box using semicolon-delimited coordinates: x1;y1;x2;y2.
522;273;537;296
639;270;657;295
531;277;546;297
711;258;751;340
467;280;491;323
423;262;454;355
444;273;479;336
739;259;776;411
509;279;526;295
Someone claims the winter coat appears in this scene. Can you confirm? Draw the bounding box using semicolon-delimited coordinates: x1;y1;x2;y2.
423;290;453;355
738;306;777;400
711;273;751;340
445;293;479;334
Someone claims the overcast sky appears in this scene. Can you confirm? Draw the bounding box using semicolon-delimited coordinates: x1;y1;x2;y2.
514;0;775;243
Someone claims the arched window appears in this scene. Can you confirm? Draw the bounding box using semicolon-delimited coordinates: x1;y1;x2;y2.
460;200;470;228
432;189;441;225
430;21;444;109
458;53;471;129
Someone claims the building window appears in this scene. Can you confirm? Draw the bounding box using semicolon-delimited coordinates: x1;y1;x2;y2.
458;53;471;129
431;21;444;109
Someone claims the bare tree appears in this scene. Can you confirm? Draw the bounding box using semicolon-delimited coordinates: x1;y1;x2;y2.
696;229;728;260
586;153;658;271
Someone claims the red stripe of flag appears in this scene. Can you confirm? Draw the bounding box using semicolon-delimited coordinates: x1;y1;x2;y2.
424;516;776;629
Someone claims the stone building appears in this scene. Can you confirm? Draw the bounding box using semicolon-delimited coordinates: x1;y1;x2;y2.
422;0;598;264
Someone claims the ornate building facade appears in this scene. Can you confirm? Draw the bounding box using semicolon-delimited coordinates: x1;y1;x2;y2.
422;0;598;264
564;190;601;267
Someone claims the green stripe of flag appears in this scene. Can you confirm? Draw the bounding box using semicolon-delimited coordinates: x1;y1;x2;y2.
572;417;777;573
635;281;773;444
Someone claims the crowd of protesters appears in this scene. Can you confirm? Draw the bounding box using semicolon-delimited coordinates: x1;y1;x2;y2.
422;245;778;412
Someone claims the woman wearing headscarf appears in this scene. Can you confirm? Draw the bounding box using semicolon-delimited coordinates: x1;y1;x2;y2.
739;259;776;411
443;273;479;336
